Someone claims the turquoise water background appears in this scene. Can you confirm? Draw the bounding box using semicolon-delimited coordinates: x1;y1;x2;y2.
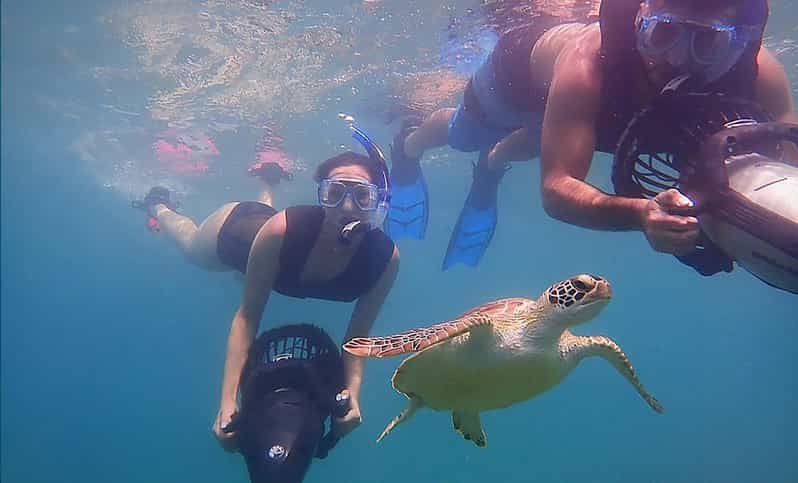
2;1;797;482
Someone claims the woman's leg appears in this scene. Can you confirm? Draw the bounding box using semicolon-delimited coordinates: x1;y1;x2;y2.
249;161;292;207
152;202;239;271
256;185;274;206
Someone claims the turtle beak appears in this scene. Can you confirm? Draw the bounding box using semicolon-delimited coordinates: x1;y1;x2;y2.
593;279;612;301
576;274;612;305
577;277;612;312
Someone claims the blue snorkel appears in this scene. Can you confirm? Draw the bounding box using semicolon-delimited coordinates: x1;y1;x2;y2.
349;124;391;193
337;118;391;244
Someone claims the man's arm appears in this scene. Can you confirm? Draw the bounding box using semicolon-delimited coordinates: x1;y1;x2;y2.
540;46;648;231
539;44;699;254
755;46;798;160
755;46;797;124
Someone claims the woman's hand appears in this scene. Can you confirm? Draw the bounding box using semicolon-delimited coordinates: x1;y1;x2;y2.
332;394;362;439
212;401;239;452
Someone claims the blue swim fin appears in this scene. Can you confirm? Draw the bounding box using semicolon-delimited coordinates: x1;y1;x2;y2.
385;173;429;239
384;122;429;240
442;162;507;270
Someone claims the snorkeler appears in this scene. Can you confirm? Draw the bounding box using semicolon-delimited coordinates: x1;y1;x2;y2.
224;323;351;483
133;127;399;449
389;0;795;270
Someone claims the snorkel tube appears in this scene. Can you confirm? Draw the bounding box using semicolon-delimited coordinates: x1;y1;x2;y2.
336;117;392;245
613;92;798;294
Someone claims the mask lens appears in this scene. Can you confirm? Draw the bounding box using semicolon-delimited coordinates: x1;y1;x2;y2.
691;28;732;64
319;179;381;210
648;20;684;51
319;180;347;207
353;184;378;210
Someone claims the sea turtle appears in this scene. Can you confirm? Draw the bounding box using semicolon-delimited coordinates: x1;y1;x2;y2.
343;274;663;447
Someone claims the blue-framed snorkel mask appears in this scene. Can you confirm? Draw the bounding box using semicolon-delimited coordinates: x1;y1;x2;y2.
324;119;391;243
318;179;386;212
635;0;762;86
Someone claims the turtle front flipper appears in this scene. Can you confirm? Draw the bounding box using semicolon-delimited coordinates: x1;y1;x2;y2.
378;395;423;443
560;334;664;414
452;411;487;447
343;314;493;358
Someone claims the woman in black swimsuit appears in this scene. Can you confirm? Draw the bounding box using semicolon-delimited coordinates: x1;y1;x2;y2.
134;137;399;450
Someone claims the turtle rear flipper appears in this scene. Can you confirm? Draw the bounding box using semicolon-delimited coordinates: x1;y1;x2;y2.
377;395;423;443
452;411;486;447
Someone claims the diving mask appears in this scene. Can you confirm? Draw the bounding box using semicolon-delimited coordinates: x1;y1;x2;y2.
317;178;386;211
635;0;761;83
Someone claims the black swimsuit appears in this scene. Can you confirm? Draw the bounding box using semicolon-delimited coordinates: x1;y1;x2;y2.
216;203;395;302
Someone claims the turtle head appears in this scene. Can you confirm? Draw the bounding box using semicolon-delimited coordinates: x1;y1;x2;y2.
541;274;612;326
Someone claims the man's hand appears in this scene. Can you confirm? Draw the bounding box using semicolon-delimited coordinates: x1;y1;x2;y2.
332;395;362;439
212;401;239;453
641;189;700;255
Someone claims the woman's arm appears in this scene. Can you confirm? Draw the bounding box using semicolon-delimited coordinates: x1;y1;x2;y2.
213;211;286;450
335;245;400;437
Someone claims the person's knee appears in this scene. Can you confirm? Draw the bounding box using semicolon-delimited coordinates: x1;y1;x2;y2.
447;110;486;152
448;129;482;152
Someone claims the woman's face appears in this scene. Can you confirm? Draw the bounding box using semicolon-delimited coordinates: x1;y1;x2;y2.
320;164;377;228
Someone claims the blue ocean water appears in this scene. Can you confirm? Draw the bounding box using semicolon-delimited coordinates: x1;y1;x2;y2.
2;1;797;482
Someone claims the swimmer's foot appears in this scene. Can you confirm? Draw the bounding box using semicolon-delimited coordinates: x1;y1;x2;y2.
385;119;429;240
133;186;178;214
132;186;179;234
132;186;178;217
442;161;508;270
390;119;423;184
248;161;293;186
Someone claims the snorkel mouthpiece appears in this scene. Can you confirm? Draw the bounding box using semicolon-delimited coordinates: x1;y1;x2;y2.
338;219;368;245
661;73;693;95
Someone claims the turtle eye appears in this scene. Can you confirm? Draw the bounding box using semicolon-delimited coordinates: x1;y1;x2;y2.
572;279;590;291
